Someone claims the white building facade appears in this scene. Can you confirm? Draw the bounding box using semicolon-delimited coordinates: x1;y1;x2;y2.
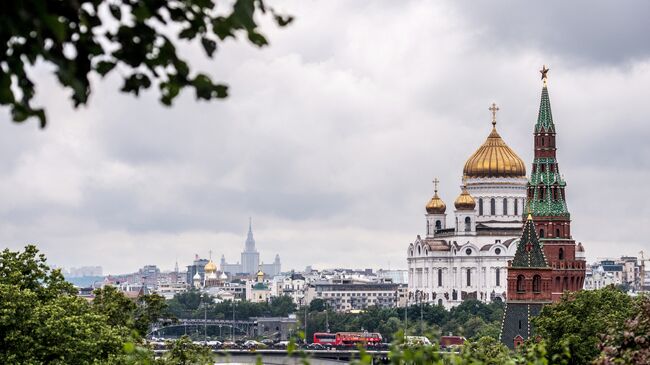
407;113;528;309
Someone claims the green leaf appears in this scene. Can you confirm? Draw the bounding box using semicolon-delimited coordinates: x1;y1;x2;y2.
248;31;268;47
179;27;197;40
201;37;217;57
43;15;66;42
109;4;122;21
95;61;116;77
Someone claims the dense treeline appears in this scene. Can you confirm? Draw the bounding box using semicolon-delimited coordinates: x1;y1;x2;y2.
165;291;503;342
166;290;296;320
303;299;503;342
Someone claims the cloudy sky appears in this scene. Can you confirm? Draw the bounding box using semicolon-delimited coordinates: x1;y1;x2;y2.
1;1;649;274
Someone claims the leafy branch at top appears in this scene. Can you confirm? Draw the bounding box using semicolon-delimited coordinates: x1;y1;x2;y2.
0;0;293;127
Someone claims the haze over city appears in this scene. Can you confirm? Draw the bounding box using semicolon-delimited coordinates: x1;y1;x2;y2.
1;0;649;274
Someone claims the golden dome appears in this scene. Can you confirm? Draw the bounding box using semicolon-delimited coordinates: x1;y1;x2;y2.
454;186;476;210
204;260;217;273
426;191;446;214
463;118;526;178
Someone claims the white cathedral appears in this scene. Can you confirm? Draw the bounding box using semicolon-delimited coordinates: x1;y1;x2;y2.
407;105;527;309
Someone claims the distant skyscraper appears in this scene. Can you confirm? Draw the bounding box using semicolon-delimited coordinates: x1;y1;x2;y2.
220;219;281;276
241;218;260;274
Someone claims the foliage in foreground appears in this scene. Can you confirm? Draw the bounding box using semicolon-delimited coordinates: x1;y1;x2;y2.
0;0;293;127
533;286;638;365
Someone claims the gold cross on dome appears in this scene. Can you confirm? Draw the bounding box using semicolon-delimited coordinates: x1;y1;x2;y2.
489;103;499;126
209;250;212;260
432;178;439;192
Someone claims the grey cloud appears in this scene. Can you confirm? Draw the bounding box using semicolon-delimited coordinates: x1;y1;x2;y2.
451;0;650;66
0;0;648;273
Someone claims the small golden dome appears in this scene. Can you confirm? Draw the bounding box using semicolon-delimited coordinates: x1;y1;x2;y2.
204;260;217;273
426;191;446;214
454;186;476;210
463;118;526;178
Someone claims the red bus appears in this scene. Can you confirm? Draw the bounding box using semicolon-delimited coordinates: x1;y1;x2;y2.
440;336;466;349
334;332;383;348
313;332;337;346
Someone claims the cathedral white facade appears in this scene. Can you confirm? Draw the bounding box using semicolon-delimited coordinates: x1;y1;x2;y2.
407;107;528;309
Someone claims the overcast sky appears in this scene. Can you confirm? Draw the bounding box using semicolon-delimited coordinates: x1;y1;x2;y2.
1;1;649;274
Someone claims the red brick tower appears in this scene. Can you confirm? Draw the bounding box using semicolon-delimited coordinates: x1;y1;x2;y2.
527;66;586;301
500;213;552;349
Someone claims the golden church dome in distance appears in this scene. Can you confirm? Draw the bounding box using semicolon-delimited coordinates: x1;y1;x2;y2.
204;260;217;273
463;103;526;178
425;178;446;214
426;193;446;214
454;186;476;210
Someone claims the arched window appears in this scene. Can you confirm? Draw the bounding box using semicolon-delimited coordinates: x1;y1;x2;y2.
516;275;525;292
438;269;443;287
490;198;496;215
533;275;541;292
556;228;560;238
514;198;519;215
496;268;501;287
478;199;483;215
435;220;442;230
539;229;545;238
438;299;443;306
410;250;413;257
417;246;421;255
466;269;472;286
503;198;508;215
559;247;564;260
555;276;561;291
464;217;471;232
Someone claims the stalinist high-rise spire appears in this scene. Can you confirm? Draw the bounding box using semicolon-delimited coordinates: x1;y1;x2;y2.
244;217;257;253
241;217;260;275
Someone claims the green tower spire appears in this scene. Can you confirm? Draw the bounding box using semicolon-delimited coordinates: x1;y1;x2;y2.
527;66;570;218
512;214;548;268
535;84;555;133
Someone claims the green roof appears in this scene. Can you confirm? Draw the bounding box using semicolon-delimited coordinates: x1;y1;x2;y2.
535;85;555;133
512;216;548;268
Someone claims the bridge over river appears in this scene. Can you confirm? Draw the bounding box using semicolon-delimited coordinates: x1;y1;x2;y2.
154;349;457;365
156;349;391;365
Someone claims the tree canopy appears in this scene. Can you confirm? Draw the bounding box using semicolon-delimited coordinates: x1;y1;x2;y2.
533;286;638;365
0;0;293;127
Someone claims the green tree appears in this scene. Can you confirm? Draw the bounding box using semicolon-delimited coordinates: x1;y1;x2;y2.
533;286;636;365
595;295;650;365
92;285;137;328
159;335;213;365
1;0;292;127
269;295;297;317
309;298;327;312
134;293;169;336
458;336;512;365
0;245;128;364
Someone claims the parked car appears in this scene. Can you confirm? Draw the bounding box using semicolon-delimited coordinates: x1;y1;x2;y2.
307;343;326;350
274;341;289;349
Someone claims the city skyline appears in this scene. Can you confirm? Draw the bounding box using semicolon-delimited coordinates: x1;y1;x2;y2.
0;1;649;273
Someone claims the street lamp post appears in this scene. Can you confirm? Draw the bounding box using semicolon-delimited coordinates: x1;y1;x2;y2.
232;300;236;341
